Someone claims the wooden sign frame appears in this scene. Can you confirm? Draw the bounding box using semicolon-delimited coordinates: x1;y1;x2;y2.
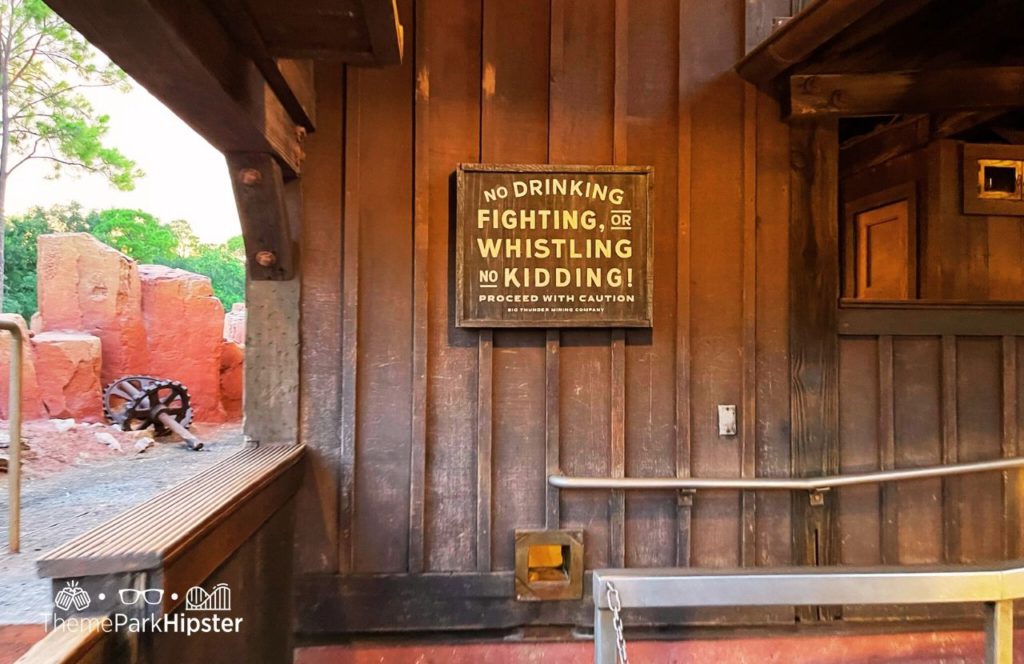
456;163;653;328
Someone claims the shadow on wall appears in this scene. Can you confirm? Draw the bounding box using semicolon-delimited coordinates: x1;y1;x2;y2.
0;233;243;423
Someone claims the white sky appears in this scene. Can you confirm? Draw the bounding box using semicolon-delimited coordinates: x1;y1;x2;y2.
6;78;242;244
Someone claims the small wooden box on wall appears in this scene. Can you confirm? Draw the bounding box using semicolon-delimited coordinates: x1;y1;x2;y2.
963;143;1024;216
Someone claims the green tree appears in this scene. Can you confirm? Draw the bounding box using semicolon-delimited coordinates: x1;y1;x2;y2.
3;202;88;317
2;204;245;317
166;245;245;310
88;208;177;263
0;0;142;302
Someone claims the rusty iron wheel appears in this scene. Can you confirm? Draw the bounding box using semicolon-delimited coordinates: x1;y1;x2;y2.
103;376;194;435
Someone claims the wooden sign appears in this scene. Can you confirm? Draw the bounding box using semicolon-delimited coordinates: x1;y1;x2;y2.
456;164;653;328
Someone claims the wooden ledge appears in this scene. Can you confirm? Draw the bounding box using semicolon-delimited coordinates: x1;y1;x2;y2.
15;620;119;664
838;300;1024;336
37;444;304;580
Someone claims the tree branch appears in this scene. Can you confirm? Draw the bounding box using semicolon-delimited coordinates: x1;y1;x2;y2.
5;133;43;174
7;30;43;84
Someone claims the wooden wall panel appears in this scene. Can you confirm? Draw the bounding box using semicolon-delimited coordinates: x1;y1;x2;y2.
292;0;1024;635
754;89;793;568
549;0;616;570
296;63;344;575
837;338;881;565
421;0;481;573
892;337;943;564
956;338;1004;562
480;0;551;572
790;118;840;576
349;0;415;572
619;0;679;569
685;0;745;571
841;138;1024;301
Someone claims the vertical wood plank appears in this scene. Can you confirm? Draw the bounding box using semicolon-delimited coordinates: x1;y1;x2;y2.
789;119;839;580
408;0;429;574
422;0;481;572
338;69;362;574
476;329;493;572
754;87;792;569
619;0;679;569
740;81;758;569
878;335;898;564
675;0;694;567
1002;336;1021;558
545;329;560;530
350;0;414;571
609;0;627;571
892;337;943;565
958;338;1004;562
687;0;744;571
548;0;615;570
480;0;550;571
295;62;343;575
837;338;881;566
942;334;961;563
610;328;626;568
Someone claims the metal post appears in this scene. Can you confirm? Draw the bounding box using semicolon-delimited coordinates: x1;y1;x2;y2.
594;603;617;664
984;600;1013;664
0;321;23;553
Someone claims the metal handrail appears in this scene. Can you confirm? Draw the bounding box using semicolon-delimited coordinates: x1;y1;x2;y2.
592;564;1024;664
549;455;1024;493
0;320;23;553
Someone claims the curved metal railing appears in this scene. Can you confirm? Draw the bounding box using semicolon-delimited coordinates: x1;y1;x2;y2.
549;455;1024;493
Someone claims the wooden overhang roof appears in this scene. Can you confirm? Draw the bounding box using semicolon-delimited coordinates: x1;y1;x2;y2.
736;0;1024;119
46;0;404;178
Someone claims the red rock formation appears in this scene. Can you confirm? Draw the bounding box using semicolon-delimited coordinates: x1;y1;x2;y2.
0;314;46;419
36;234;147;386
138;265;226;421
220;340;244;419
223;302;246;345
33;332;103;421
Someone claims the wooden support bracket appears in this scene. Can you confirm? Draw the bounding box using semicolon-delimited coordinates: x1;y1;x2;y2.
228;152;296;280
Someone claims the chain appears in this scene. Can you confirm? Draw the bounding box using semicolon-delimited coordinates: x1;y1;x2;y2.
605;581;630;664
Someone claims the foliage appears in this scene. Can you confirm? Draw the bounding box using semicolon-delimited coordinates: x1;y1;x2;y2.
164;243;245;310
3;203;89;317
0;0;143;305
2;204;244;318
0;0;141;192
88;208;177;263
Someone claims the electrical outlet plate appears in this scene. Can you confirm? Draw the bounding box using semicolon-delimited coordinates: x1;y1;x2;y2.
718;405;737;436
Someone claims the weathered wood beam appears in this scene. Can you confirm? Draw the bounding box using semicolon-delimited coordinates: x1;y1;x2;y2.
792;67;1024;117
46;0;305;176
227;153;296;281
736;0;885;87
204;0;316;131
241;0;402;65
840;111;1009;178
931;110;1007;139
362;0;404;65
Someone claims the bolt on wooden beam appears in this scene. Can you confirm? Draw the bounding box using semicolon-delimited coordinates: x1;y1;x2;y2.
227;152;297;281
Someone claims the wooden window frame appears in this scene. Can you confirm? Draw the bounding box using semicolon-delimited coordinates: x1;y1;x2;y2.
963;143;1024;216
842;182;918;300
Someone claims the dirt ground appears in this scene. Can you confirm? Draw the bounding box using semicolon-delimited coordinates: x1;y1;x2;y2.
0;419;244;625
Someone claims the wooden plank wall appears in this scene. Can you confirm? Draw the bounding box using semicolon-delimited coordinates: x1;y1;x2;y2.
290;0;1020;636
834;328;1023;620
841;140;1024;300
294;0;797;633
